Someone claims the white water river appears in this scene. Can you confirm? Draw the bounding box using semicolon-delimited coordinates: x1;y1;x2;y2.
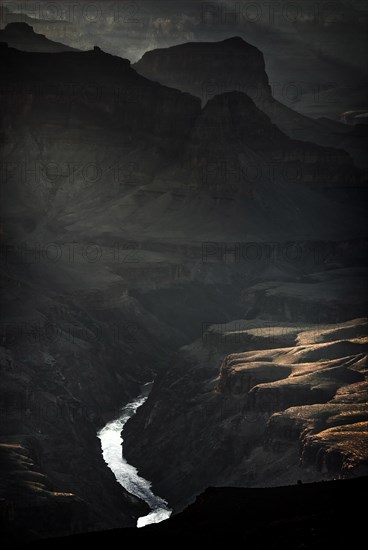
97;382;172;528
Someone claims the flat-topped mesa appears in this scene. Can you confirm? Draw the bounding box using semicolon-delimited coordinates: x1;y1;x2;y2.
133;37;368;157
133;37;272;106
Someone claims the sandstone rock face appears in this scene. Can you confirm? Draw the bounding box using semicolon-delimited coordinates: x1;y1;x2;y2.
0;441;88;544
124;319;368;510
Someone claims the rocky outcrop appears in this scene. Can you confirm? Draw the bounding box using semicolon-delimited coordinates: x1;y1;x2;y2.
124;319;368;510
0;441;88;545
269;381;368;475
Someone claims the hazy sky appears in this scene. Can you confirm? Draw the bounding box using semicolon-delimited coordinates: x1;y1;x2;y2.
1;1;367;116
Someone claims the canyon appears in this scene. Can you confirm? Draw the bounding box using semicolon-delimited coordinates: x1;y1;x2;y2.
0;24;367;546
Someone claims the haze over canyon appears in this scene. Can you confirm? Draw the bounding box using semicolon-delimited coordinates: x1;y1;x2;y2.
0;2;367;547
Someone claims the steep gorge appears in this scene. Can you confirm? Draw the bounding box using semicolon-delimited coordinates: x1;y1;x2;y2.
1;28;367;544
124;319;368;511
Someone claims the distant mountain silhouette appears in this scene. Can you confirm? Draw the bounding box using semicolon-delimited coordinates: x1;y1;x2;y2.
133;38;367;168
0;43;363;243
0;23;78;53
0;43;199;149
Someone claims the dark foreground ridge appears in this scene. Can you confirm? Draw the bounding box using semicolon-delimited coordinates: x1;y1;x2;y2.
21;477;366;549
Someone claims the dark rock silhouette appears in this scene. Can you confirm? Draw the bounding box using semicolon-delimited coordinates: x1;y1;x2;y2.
133;38;368;168
21;477;367;549
181;91;359;197
0;23;78;53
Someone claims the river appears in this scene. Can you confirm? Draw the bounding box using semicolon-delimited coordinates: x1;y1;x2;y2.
97;382;172;528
